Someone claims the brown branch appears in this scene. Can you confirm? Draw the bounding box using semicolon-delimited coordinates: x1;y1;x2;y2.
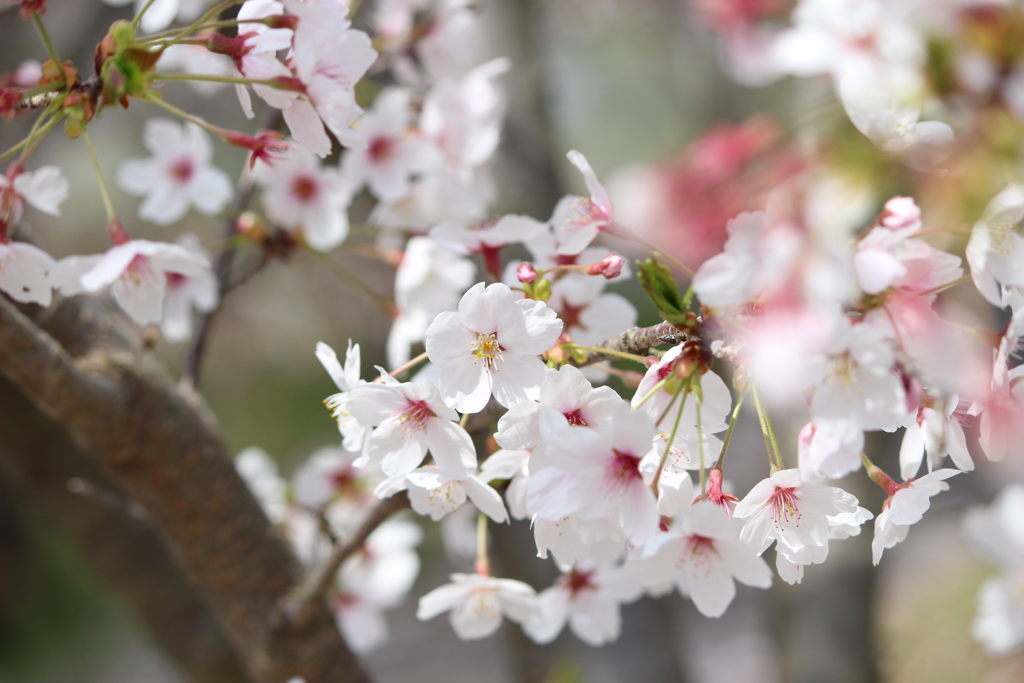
284;494;411;628
573;320;687;366
0;294;370;683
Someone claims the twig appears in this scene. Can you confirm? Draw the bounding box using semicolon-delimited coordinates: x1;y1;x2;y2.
572;320;686;367
183;109;282;389
285;494;411;628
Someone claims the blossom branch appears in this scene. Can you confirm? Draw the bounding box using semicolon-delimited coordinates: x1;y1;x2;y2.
570;320;687;367
284;493;411;628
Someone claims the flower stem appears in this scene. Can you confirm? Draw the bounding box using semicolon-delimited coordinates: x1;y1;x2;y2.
155;0;244;51
132;0;160;29
390;351;428;378
474;513;490;576
751;383;783;471
714;390;746;470
81;129;117;223
652;377;690;497
152;73;294;89
32;15;63;86
633;377;667;410
696;387;707;497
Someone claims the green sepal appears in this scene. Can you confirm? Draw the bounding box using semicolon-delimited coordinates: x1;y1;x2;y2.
637;256;689;326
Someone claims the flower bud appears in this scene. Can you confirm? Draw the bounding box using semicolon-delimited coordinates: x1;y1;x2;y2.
880;196;921;230
597;253;624;279
517;262;538;284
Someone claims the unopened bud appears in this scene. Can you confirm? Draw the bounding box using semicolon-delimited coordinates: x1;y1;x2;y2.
517;262;538;284
585;253;624;278
236;211;266;240
880;196;920;230
0;88;22;119
107;220;130;245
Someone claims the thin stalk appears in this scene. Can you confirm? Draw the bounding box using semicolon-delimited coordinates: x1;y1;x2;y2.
131;0;160;28
82;130;117;223
697;390;707;496
751;383;783;471
390;351;428;379
633;377;668;410
714;391;747;470
156;0;245;51
475;513;490;576
652;378;689;497
152;73;293;89
311;251;395;316
33;15;63;85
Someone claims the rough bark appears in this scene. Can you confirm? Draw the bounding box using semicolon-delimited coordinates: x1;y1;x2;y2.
0;293;370;683
0;372;250;683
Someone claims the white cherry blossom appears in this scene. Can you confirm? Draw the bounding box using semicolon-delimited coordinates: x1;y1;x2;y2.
417;573;539;641
160;234;218;343
425;282;563;413
552;150;616;256
375;465;508;523
0;165;69;234
871;468;960;565
0;241;55;306
117;119;232;226
255;143;352;251
345;378;476;479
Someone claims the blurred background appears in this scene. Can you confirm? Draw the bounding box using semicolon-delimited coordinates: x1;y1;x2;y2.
1;0;1023;681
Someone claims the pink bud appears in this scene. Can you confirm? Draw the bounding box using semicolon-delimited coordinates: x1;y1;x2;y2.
880;196;921;230
517;262;538;284
0;88;22;119
107;220;130;246
597;253;624;279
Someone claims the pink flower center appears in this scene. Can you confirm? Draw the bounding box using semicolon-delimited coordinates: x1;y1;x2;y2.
291;175;319;203
170;158;195;183
563;409;587;426
398;399;435;430
770;486;801;527
124;255;158;287
603;449;642;496
562;197;610;234
565;567;595;595
330;466;356;493
167;272;187;288
368;136;394;163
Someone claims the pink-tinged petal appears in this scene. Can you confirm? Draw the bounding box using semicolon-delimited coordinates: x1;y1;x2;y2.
371;418;429;477
490;354;546;409
494;400;540;450
303;200;349;252
495;580;540;625
570;591;620;646
506;299;562;355
80;245;140;292
190;166;233;215
417;578;471;620
449;588;503;640
485;214;547;247
525;586;571;644
0;243;54;305
619;481;659;546
143;118;187;157
718;540;773;588
438;352;491;413
283;100;332;158
899;422;925;481
425;311;476;366
346;384;412;424
424;419;477;479
235;82;255;119
51;255;103;296
462;476;508;523
855;249;907;295
528;467;583;520
139;243;209;277
478;449;527;481
457;282;514;336
111;267;167;325
566;150;611;214
684;551;736;618
316;341;349;391
947;421;974;472
116;158;162;196
139;0;180;33
14;166;68;216
183;122;214;164
139;181;192;226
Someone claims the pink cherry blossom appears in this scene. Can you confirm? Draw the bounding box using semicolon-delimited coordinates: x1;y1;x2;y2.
552;150;617;256
417;572;539;641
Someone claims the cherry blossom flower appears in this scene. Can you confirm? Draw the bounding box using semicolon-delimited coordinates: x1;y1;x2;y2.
345;378;477;479
319;340;370;453
417;572;540;641
966;185;1024;307
733;469;860;562
387;236;475;369
117;119;232;226
218;0;295;121
552;151;617;256
528;402;660;546
632;502;772;618
425;282;563;413
291;445;374;511
524;562;642;646
431;214;546;278
283;0;378;154
340;88;440;202
965;485;1024;654
376;465;508;523
631;345;733;432
546;274;637;348
160;234;218;343
798;420;864;480
871;468;960;565
478;448;530;521
255;143;352;251
55;238;212;326
0;164;68;235
898;395;972;480
0;241;55;306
